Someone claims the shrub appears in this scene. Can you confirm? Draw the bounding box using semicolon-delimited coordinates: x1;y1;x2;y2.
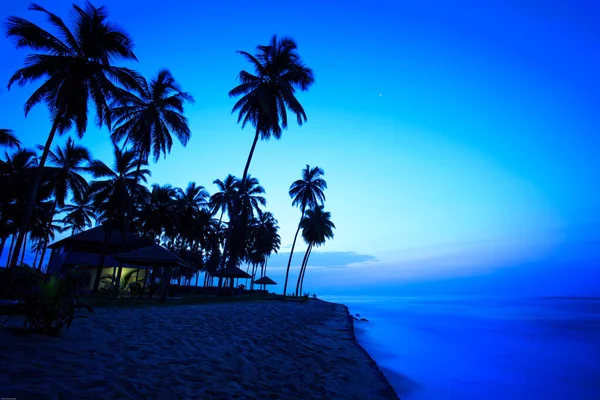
20;267;94;336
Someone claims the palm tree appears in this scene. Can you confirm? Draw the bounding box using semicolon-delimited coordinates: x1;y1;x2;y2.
238;175;267;219
59;191;97;235
295;205;335;295
217;175;267;282
138;184;179;243
45;137;91;209
210;174;238;224
0;129;21;149
29;204;62;270
5;3;140;269
226;35;315;269
229;35;315;185
111;69;194;182
88;145;149;292
88;146;150;224
248;212;280;290
282;165;326;295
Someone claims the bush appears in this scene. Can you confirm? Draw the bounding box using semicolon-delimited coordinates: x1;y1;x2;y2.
19;267;94;336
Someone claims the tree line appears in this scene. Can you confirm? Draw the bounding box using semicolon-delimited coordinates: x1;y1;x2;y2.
1;2;334;296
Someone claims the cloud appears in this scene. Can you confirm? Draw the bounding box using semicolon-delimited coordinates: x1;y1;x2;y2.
267;251;376;268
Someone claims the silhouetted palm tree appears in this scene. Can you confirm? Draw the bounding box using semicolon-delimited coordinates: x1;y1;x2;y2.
229;35;315;183
59;191;97;235
5;2;140;268
44;138;91;208
238;175;267;219
210;174;238;224
88;146;150;224
0;129;21;149
296;205;335;295
88;146;149;292
139;184;179;243
282;165;326;295
29;205;62;270
111;69;194;182
247;212;280;290
226;35;315;270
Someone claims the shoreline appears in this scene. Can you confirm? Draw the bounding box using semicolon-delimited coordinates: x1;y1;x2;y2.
0;298;399;399
334;300;401;400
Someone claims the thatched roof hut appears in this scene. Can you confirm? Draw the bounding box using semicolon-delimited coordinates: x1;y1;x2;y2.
215;267;252;279
113;244;188;267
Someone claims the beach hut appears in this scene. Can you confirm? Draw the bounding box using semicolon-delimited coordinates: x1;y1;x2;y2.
47;224;152;290
253;276;277;291
113;244;188;301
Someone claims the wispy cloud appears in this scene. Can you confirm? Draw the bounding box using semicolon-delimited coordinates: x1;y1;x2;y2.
268;251;376;268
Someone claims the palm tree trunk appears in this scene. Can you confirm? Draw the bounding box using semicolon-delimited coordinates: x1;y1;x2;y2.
296;243;312;296
0;236;6;260
299;245;313;296
6;233;16;268
159;267;173;302
33;247;39;267
223;127;261;274
38;242;48;271
9;118;60;269
195;272;200;287
92;228;113;293
20;232;28;266
283;218;303;296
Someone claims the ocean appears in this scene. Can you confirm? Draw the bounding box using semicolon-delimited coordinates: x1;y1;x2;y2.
322;296;600;400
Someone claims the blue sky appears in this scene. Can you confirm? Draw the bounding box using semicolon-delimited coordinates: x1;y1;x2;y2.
1;0;599;295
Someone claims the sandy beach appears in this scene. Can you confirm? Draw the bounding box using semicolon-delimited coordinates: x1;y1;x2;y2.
0;299;398;400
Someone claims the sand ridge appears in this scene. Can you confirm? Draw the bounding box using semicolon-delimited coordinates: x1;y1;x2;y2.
0;299;398;399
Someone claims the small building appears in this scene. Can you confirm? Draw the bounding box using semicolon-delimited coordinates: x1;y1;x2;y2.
47;225;153;290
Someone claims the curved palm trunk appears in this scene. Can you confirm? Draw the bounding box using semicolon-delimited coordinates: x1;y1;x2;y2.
0;236;6;260
33;247;39;267
20;232;28;266
295;243;312;296
299;245;313;296
38;242;48;271
224;127;261;276
6;233;16;268
283;218;303;296
9;119;60;269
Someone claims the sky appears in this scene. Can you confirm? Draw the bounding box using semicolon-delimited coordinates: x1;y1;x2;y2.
1;0;599;296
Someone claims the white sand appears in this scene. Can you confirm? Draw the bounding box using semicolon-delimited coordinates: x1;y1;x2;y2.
0;299;398;399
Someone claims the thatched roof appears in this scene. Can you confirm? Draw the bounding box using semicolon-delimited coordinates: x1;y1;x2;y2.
49;225;149;249
113;244;188;267
215;267;252;279
254;276;277;285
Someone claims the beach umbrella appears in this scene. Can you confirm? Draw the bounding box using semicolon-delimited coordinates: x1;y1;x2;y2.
253;276;277;291
253;276;276;285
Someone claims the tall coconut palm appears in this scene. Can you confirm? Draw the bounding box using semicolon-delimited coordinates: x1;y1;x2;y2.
0;129;21;149
44;137;91;208
5;2;140;268
282;165;326;295
88;146;149;292
59;191;97;235
210;174;238;224
111;69;194;182
226;35;315;269
295;205;335;295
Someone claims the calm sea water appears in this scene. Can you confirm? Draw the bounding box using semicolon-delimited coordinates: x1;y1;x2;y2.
322;296;600;400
